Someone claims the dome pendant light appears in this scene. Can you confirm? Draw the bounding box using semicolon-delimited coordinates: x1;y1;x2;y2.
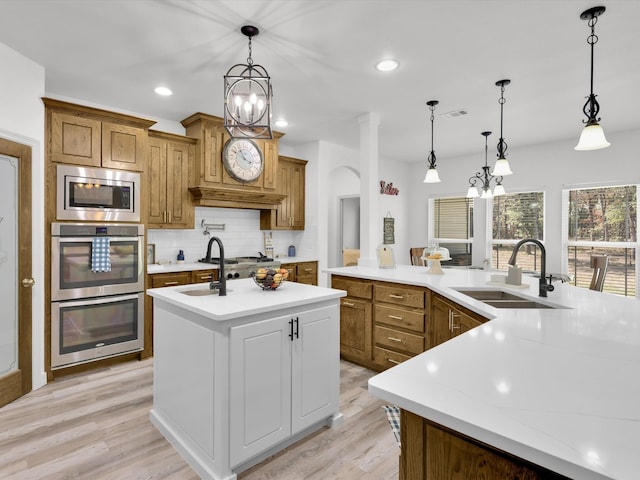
467;131;505;199
491;79;513;176
224;25;273;139
424;100;441;183
575;6;610;151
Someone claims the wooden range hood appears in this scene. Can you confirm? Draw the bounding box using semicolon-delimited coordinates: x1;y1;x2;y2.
181;112;285;210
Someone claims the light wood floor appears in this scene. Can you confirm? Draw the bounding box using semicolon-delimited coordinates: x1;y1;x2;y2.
0;358;399;480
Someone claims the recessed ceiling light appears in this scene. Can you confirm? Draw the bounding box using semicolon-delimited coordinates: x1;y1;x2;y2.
375;59;399;72
154;86;172;96
275;119;288;128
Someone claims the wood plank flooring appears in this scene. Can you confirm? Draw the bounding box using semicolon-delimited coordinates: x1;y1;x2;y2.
0;359;398;480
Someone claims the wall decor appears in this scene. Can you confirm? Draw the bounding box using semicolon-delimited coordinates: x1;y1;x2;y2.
380;181;399;195
383;214;395;244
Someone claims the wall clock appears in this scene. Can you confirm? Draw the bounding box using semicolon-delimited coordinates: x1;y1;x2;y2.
222;138;264;182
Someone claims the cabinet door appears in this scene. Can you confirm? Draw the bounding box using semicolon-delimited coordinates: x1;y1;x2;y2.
230;315;291;467
429;295;453;349
165;140;192;228
339;297;372;363
291;306;339;434
50;111;101;166
260;139;278;191
101;122;146;171
451;309;483;338
147;137;168;226
150;272;191;288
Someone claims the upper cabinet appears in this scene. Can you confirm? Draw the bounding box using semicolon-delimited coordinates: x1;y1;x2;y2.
180;113;285;209
147;130;196;229
44;98;156;171
260;156;307;230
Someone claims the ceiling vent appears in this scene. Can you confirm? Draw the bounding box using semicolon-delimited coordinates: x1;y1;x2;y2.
440;109;468;119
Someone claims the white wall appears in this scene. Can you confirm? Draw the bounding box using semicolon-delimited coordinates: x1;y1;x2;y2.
0;42;46;389
408;128;640;273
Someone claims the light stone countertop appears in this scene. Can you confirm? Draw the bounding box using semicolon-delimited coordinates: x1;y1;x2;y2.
326;265;640;480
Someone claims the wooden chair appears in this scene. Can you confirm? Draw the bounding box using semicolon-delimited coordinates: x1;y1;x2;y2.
342;249;360;267
410;247;426;266
589;255;609;291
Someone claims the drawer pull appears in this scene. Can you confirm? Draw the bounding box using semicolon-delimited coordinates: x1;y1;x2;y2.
387;336;403;343
389;294;404;299
388;314;404;320
164;281;179;286
342;301;356;308
199;275;212;281
303;268;313;272
387;358;401;365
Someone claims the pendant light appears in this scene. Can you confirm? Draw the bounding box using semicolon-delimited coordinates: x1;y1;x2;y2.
575;6;610;150
424;100;441;183
491;79;513;176
224;25;273;139
467;131;505;199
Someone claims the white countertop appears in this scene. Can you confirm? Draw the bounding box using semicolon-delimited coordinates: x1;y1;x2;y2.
147;277;345;322
326;265;640;480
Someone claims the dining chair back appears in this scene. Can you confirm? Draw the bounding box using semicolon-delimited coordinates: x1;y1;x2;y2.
410;247;426;266
589;255;609;292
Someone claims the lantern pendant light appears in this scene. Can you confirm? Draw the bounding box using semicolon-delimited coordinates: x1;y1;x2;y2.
491;79;513;177
423;100;441;183
224;25;273;139
575;6;610;150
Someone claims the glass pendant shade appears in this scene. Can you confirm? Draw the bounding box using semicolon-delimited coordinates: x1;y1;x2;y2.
424;166;441;183
491;157;513;176
481;188;493;199
466;186;479;198
493;184;506;196
574;123;611;150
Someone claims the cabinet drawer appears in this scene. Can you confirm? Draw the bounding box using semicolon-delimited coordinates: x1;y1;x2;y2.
191;270;217;283
374;325;424;355
374;284;425;308
332;276;372;300
373;346;411;369
296;261;317;275
150;272;191;288
374;304;425;333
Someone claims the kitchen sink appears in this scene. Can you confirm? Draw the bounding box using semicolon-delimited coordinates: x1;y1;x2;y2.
453;289;567;309
179;288;231;296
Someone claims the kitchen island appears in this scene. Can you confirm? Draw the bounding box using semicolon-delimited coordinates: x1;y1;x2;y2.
147;278;345;480
327;265;640;480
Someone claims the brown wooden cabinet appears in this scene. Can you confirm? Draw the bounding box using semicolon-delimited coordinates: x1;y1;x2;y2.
430;293;485;349
45;98;154;171
280;261;318;285
332;275;373;365
147;131;196;229
260;156;307;230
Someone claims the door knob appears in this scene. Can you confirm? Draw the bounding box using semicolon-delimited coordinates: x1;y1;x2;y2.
21;278;35;288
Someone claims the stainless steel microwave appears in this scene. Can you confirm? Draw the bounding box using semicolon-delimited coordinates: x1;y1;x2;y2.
56;164;140;222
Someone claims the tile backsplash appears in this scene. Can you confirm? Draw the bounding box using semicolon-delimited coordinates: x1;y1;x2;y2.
147;207;311;263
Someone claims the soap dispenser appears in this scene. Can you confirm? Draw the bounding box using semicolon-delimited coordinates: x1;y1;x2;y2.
288;245;296;257
177;249;185;264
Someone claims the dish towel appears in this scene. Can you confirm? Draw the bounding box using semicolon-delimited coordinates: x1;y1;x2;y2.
382;405;401;447
91;237;111;272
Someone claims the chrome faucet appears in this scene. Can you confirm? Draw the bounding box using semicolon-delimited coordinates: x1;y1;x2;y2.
205;236;226;296
508;238;554;297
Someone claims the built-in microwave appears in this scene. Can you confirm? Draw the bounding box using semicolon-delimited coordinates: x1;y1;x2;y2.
56;164;140;222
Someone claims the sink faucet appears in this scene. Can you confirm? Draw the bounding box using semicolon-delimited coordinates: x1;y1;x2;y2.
508;238;554;297
205;236;226;296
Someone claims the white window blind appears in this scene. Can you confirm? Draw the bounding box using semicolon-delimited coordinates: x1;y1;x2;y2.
432;196;473;266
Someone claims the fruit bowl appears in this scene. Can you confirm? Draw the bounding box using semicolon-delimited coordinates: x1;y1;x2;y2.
250;267;289;290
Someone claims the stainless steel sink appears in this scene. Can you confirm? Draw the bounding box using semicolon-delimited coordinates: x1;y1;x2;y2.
453;289;566;309
179;288;231;296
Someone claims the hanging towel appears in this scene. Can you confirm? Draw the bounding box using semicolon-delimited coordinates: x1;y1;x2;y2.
91;237;111;272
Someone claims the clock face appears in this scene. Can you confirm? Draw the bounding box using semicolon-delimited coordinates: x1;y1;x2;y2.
222;138;264;182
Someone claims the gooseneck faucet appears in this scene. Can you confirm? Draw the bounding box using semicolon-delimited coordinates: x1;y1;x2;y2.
205;236;226;296
508;238;554;297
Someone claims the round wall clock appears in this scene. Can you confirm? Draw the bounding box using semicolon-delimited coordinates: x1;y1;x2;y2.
222;138;264;182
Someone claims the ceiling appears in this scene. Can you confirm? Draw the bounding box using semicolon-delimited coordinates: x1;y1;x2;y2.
0;0;639;163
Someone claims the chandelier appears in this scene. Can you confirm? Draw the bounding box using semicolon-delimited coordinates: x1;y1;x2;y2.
575;6;610;150
467;131;505;199
423;100;441;183
492;79;513;176
224;25;273;139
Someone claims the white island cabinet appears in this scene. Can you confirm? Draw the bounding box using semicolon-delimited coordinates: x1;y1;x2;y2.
147;279;345;480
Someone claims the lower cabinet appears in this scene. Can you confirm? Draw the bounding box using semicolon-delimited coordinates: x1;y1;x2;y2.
280;261;318;285
229;305;339;467
430;293;484;349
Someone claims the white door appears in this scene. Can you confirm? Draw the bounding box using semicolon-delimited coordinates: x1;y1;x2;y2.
291;305;339;434
0;139;33;408
229;315;292;467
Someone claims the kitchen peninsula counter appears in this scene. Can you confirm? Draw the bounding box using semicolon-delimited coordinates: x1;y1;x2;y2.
327;265;640;480
147;279;345;480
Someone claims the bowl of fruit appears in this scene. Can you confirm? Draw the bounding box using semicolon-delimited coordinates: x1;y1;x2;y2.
250;267;289;290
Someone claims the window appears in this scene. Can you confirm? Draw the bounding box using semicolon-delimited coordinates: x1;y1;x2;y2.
431;196;473;266
491;191;544;271
566;185;637;297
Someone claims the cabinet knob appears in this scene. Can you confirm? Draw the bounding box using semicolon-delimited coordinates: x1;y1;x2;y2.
21;277;35;288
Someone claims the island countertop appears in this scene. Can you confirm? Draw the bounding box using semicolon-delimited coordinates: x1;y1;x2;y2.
326;265;640;480
147;277;345;322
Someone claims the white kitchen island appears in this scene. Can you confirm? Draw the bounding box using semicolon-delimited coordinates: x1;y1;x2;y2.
147;279;346;480
326;265;640;480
